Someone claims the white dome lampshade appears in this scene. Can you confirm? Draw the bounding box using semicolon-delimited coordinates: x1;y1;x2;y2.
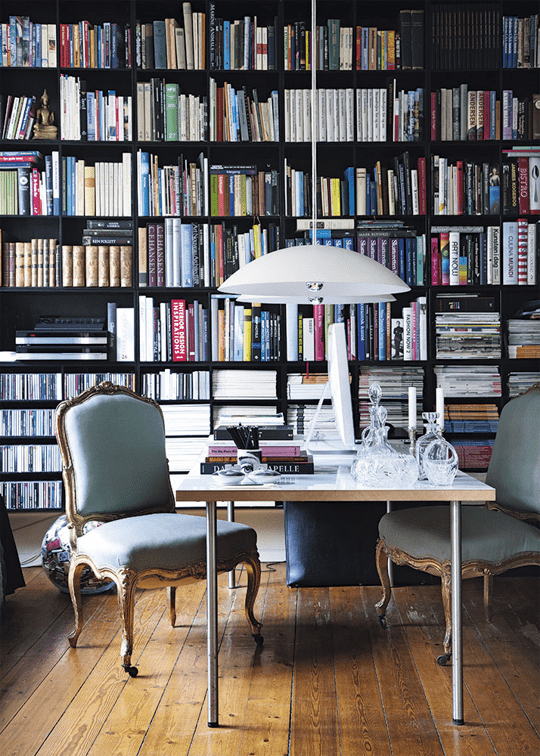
218;245;410;304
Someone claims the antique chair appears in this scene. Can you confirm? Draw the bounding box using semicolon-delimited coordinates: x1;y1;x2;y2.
375;383;540;665
55;381;262;677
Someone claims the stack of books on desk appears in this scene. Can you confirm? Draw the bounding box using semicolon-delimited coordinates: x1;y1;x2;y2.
201;433;313;474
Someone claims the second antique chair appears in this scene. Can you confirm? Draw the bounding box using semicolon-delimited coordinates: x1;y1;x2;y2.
374;384;540;664
55;381;262;677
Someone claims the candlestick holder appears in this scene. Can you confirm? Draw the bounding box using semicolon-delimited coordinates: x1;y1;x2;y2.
407;426;417;456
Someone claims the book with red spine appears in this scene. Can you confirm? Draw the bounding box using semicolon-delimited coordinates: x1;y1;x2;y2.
456;160;464;215
187;301;196;360
171;298;187;361
31;168;41;215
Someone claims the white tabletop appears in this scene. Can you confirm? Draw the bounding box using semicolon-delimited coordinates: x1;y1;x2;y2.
176;466;496;503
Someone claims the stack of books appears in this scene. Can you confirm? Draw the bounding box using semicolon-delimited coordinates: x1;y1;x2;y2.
507;319;540;359
15;317;108;361
435;294;501;359
201;432;313;474
443;404;499;433
434;365;502;396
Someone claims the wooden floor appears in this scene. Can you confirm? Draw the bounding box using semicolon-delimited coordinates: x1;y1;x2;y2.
0;564;539;756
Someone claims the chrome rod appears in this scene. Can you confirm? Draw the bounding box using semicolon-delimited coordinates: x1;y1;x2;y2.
206;500;219;726
450;499;464;725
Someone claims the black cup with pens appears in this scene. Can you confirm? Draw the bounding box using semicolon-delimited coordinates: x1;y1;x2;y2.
226;425;262;473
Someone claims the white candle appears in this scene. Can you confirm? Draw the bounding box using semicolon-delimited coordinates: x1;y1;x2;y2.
408;386;417;428
436;387;445;430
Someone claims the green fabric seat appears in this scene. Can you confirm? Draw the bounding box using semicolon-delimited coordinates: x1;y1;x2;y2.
375;384;540;661
78;513;257;573
379;505;540;565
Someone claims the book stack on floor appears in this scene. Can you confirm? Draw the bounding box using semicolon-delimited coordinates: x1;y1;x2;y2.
15;317;108;361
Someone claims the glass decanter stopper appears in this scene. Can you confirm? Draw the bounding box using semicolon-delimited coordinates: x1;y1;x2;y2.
415;411;441;480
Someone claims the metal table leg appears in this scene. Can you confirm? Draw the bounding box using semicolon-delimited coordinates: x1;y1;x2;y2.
206;500;219;726
386;501;394;587
450;499;464;725
227;500;235;589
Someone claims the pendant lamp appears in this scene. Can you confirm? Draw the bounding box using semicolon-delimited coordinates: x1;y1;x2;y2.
218;0;410;305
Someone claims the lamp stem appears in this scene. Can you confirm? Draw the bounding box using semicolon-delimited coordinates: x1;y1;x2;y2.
311;0;317;243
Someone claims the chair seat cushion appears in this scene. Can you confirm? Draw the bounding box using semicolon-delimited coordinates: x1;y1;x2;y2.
379;505;540;565
76;513;257;573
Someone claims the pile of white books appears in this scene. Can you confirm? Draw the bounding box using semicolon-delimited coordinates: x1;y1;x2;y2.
212;370;277;399
434;366;501;396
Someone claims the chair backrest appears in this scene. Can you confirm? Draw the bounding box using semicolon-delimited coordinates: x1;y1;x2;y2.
486;384;540;517
56;383;174;529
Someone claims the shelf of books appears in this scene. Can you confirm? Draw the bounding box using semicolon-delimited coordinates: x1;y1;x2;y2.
0;0;539;509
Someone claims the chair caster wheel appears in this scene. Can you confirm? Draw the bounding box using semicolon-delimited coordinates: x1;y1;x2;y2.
378;615;388;629
124;665;139;677
437;654;451;667
253;633;264;647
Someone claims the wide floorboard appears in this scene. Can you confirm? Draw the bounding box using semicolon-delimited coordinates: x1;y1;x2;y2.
0;564;538;756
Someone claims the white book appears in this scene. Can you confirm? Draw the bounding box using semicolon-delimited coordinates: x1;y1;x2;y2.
373;88;380;141
122;153;131;216
355;89;362;141
284;89;290;142
490;225;501;285
356;167;367;215
146;295;155;361
379;88;387;142
402;307;413;361
502;221;518;284
295;89;303;142
52;151;60;215
345;88;354;141
172;217;182;286
527;223;537;284
116;307;134;362
449;231;460;285
47;24;56;67
417;296;428;361
319;89;326;142
367;88;373;141
411;169;419;215
303;89;311;142
139;296;147;361
286;304;299;361
338;89;346;142
303;317;315;361
327;90;335;142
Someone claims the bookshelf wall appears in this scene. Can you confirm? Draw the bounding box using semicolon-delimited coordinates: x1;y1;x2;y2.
0;0;539;510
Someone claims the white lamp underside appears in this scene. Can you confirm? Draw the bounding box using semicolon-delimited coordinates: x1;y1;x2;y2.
219;245;410;302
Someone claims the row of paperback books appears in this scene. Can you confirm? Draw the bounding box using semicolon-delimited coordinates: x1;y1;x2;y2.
282;10;423;71
431;5;500;70
135;5;204;71
59;21;129;69
138;296;209;363
502;14;540;68
141;369;210;401
209;81;278;142
137;151;207;217
282;84;423;144
432;156;501;216
0;17;56;68
138;219;279;290
209;9;276;71
0;151;57;216
1;93;36;140
429;87;539;142
430;222;538;287
61;245;133;288
0;372;63;400
1;408;56;437
62;154;132;217
211;297;281;363
1;481;63;511
209;166;279;217
60;76;133;142
136;81;207;142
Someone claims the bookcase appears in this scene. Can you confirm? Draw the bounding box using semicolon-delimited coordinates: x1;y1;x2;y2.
1;0;539;511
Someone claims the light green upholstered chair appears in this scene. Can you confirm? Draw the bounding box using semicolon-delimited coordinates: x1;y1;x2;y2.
56;381;262;677
375;383;540;665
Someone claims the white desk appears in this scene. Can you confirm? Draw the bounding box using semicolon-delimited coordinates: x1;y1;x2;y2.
176;466;496;727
